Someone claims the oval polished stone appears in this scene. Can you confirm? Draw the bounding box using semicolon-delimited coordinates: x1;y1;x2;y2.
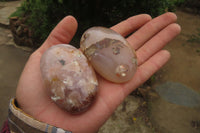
40;44;98;113
80;27;137;83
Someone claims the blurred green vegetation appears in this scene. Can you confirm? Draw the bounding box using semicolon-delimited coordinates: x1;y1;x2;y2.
11;0;186;48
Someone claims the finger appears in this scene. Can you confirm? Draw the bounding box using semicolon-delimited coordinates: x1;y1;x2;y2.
136;23;181;66
38;16;78;54
123;50;171;96
127;12;177;50
111;14;152;37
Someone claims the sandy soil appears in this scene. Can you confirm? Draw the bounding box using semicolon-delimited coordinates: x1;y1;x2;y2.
154;10;200;93
149;10;200;133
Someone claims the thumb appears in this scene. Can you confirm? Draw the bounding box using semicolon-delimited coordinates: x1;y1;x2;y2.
38;15;78;54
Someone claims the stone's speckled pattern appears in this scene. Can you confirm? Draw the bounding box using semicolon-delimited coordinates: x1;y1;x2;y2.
80;27;137;83
40;44;98;113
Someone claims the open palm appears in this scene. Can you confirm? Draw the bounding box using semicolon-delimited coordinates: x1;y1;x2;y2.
16;13;180;133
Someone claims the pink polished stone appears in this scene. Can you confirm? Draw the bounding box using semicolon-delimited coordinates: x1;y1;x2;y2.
40;44;98;113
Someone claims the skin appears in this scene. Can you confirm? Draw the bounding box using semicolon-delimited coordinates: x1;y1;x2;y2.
16;12;181;133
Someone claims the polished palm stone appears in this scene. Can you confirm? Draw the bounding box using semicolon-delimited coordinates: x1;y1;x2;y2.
40;44;98;113
80;27;137;83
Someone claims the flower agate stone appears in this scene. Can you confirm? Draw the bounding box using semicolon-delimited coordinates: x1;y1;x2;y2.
40;44;98;113
80;27;137;83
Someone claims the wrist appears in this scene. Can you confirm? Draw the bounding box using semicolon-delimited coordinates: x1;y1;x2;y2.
8;98;72;133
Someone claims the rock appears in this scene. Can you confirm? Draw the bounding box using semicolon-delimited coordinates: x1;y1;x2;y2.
40;44;98;113
7;33;12;38
10;16;18;21
16;25;22;36
28;30;32;38
9;16;35;47
15;19;21;27
23;27;28;33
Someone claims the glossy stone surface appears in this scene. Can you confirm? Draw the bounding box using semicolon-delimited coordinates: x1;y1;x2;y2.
80;27;137;83
40;44;98;113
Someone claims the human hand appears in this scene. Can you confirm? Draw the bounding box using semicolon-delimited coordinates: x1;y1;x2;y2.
16;12;180;133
